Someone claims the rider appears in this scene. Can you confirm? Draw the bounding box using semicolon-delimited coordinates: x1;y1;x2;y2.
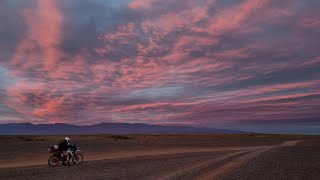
58;137;72;165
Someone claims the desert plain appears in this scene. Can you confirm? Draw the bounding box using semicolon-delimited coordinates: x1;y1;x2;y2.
0;134;319;180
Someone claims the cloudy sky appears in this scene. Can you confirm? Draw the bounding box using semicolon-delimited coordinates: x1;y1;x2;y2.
0;0;319;134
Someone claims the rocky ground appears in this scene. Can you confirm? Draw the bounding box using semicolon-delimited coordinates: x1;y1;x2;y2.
0;135;318;180
221;140;320;180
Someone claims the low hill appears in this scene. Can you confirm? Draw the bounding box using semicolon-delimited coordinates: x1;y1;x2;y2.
0;123;245;135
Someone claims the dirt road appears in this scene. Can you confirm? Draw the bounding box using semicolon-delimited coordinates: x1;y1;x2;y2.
0;140;303;180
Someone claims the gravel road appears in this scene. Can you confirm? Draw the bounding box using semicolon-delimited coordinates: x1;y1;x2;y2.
222;140;320;180
0;151;232;180
0;136;318;180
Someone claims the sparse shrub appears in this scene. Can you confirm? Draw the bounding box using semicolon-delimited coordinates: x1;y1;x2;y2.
109;135;131;140
17;136;33;142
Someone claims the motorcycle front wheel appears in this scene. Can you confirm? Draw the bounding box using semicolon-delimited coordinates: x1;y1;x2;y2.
48;156;60;167
72;154;83;165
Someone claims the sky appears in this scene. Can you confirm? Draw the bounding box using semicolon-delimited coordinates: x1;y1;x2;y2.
0;0;319;134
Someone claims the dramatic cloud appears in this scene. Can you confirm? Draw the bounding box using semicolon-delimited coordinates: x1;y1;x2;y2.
0;0;319;133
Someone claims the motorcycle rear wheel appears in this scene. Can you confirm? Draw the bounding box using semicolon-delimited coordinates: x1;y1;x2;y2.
72;154;83;165
48;156;60;167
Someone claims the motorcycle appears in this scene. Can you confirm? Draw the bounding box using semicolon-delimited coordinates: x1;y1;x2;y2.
48;144;83;167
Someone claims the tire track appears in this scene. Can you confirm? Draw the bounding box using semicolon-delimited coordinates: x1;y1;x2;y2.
200;147;273;179
201;140;302;180
158;148;259;180
159;140;301;180
0;146;267;169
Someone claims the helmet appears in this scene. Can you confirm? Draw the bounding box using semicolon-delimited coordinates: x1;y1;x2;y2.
65;137;71;143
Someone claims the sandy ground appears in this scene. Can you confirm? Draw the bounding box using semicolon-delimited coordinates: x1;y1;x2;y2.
0;135;318;180
221;139;320;180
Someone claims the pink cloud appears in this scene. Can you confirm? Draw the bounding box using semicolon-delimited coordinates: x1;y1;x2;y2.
11;0;63;71
0;0;319;127
128;0;159;10
299;18;320;28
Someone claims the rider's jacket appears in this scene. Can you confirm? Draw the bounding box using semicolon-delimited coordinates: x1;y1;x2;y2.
58;140;71;151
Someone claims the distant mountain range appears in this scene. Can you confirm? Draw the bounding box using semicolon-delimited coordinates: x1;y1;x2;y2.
0;123;246;135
